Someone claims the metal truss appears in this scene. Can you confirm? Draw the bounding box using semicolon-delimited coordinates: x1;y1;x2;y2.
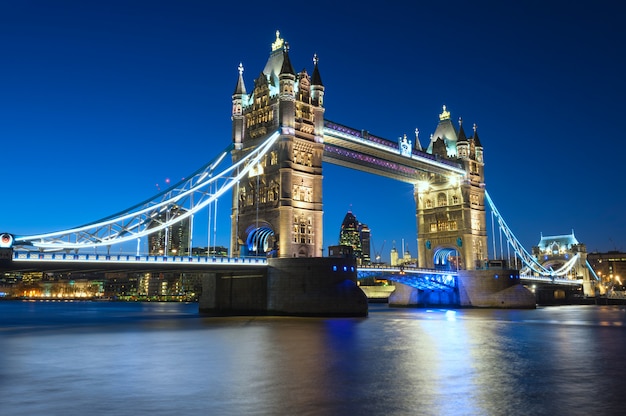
14;131;281;251
485;190;588;278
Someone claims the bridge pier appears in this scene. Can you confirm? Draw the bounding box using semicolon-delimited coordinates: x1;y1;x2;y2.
385;269;536;309
457;269;535;308
199;257;368;316
388;283;459;307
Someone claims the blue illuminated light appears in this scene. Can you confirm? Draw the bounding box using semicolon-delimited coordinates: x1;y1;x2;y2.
494;274;499;279
445;310;457;321
343;266;347;272
332;265;337;271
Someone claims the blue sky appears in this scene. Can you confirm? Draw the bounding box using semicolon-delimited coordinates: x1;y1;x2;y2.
2;1;625;261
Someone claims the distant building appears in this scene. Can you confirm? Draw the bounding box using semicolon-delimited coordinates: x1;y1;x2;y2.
191;246;228;257
360;224;371;264
390;241;416;267
338;211;371;265
148;205;190;256
587;251;626;290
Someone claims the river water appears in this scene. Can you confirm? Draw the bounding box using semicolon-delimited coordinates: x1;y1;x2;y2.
1;301;625;416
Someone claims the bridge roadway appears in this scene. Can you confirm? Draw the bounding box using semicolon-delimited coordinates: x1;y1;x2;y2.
2;250;268;274
2;250;582;289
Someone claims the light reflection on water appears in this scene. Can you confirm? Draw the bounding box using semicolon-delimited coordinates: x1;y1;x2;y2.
1;301;625;416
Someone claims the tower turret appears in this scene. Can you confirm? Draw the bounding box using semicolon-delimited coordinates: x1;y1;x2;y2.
456;117;469;159
232;63;247;150
311;54;324;107
472;123;484;163
279;43;296;134
414;128;423;151
310;54;326;144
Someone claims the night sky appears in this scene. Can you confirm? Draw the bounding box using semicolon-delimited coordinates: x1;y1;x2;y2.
2;1;625;261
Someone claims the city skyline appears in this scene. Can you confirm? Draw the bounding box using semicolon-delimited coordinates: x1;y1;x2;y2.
2;1;625;262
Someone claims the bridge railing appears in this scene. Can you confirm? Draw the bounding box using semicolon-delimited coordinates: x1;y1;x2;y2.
520;274;583;285
12;251;268;265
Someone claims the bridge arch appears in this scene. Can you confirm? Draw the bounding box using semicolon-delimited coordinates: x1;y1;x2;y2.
243;222;276;257
433;247;462;271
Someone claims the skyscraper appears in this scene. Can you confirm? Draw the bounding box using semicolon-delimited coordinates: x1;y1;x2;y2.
338;211;371;265
148;205;190;256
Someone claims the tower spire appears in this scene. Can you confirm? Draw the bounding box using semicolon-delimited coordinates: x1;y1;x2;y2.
312;53;323;86
233;62;246;95
271;30;284;52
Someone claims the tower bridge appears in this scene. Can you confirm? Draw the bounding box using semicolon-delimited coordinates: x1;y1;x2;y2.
0;31;597;314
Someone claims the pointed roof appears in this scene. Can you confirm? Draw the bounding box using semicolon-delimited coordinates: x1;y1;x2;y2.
472;123;482;147
280;42;295;76
263;30;287;82
341;211;358;230
233;62;246;95
414;128;422;151
311;53;323;86
457;117;468;142
254;71;269;89
426;105;458;157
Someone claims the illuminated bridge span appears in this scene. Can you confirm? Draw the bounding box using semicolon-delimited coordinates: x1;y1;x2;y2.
0;30;595;308
484;192;596;289
5;131;279;253
9;250;267;271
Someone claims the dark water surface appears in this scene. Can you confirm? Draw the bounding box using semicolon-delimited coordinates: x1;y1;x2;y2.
1;301;625;416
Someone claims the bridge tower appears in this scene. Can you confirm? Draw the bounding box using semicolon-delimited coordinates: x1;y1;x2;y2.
416;107;488;270
230;31;325;258
531;232;597;295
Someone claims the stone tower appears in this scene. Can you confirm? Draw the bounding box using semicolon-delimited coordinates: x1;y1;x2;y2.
416;106;488;270
230;31;325;258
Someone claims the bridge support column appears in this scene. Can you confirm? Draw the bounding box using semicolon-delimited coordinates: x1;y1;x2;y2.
198;258;368;316
267;257;368;316
388;283;458;307
199;271;268;315
198;273;218;313
457;269;535;308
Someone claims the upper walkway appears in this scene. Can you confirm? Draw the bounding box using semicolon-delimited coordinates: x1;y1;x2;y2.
322;120;466;183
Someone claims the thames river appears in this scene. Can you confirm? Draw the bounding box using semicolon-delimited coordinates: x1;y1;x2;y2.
1;301;625;416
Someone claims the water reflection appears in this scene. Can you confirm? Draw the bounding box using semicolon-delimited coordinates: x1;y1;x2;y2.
1;302;626;415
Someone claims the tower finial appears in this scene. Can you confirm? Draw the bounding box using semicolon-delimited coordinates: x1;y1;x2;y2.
238;62;244;76
313;53;319;65
271;30;284;52
439;104;450;121
473;123;477;133
415;128;419;139
459;116;462;126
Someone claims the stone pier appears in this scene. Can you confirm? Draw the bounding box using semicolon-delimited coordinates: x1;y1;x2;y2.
199;257;368;316
387;268;536;309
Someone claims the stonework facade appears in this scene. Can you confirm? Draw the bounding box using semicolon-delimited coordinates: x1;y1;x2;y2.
230;32;325;258
416;109;488;270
